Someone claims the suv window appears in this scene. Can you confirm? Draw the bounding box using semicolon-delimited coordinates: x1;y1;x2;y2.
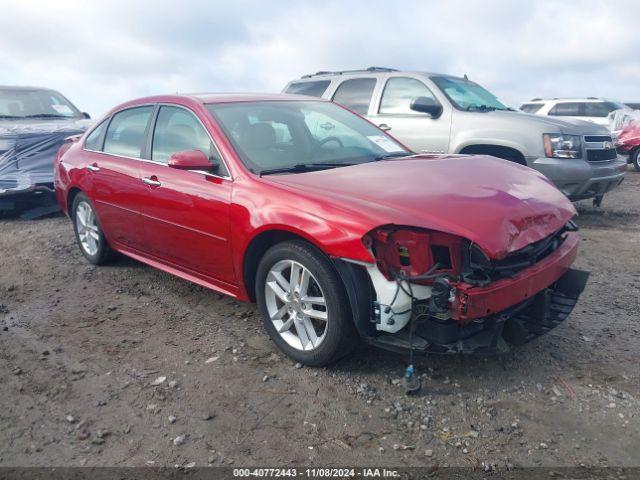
584;102;622;117
549;102;582;116
84;119;109;151
103;106;154;158
379;77;438;115
519;103;543;114
285;81;331;98
332;78;376;115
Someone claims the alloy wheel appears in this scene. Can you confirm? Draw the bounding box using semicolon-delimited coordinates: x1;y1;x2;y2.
264;259;328;351
75;201;100;256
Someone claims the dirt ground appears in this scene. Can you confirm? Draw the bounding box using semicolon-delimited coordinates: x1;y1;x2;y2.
0;168;638;470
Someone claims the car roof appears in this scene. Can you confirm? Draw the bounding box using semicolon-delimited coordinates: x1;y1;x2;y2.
119;92;327;107
0;85;58;91
293;69;464;81
528;97;610;103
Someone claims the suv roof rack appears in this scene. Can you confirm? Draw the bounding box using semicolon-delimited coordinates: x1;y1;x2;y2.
301;67;397;79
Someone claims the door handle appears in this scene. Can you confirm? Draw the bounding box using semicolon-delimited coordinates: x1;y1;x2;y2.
142;177;161;187
378;123;391;131
86;164;100;172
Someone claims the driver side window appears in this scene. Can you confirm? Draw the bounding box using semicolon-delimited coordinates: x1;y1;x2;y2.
379;77;438;115
151;106;227;177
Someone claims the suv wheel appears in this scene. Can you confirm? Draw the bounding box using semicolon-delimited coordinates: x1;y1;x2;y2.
72;193;112;265
255;240;357;366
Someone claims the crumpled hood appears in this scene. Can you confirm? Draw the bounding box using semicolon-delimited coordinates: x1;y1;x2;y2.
268;155;577;259
0;118;90;193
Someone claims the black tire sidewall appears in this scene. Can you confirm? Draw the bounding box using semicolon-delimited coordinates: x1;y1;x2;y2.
255;240;356;366
71;193;110;265
632;149;640;172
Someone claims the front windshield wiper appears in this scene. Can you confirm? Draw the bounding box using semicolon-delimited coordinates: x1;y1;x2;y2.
465;105;498;112
373;152;411;161
22;114;71;119
0;115;20;119
259;162;356;176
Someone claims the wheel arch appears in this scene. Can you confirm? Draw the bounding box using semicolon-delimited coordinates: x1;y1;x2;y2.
458;143;527;165
66;187;83;217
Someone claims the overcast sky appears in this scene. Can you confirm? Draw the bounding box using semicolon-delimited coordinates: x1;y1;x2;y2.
1;0;638;117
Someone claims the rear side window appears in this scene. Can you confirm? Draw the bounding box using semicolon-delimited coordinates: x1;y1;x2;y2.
103;106;153;158
84;119;108;151
549;102;582;116
520;103;543;114
332;78;376;115
584;102;619;117
379;77;438;115
285;81;330;98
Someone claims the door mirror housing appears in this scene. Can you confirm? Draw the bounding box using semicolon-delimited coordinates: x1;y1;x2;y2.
82;112;91;119
410;97;443;118
168;150;216;171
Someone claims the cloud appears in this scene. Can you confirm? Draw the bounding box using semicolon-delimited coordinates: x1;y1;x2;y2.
1;0;638;117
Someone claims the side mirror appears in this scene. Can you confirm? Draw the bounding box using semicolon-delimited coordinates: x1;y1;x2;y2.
82;112;91;119
168;150;215;171
410;97;443;118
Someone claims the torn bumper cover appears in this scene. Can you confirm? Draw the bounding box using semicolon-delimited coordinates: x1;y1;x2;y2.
0;121;88;201
414;268;589;354
364;230;589;355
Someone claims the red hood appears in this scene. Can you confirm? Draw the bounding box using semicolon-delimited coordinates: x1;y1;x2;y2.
268;155;576;259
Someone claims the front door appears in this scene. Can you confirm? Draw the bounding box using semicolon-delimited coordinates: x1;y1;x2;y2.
368;76;452;154
137;105;235;284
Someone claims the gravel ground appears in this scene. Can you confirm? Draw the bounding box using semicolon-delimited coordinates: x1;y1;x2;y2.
0;168;638;469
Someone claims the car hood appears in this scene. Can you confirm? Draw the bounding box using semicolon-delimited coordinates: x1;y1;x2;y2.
471;110;609;135
267;155;577;260
0;117;91;136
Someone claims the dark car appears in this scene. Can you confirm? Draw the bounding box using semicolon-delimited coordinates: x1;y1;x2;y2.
0;86;90;213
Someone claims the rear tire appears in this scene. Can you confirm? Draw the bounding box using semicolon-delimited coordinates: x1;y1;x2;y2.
255;240;357;366
71;192;112;265
632;149;640;172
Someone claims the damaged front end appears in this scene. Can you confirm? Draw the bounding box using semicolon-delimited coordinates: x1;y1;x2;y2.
356;223;589;355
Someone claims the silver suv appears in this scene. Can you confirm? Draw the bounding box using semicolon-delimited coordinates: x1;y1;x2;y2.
283;68;627;204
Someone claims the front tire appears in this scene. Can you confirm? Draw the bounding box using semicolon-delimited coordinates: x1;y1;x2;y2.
71;192;111;265
255;240;357;366
631;149;640;172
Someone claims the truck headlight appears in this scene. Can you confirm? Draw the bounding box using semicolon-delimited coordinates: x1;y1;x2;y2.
543;133;582;159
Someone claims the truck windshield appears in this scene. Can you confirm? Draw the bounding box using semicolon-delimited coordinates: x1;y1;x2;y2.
0;88;82;119
431;76;509;111
207;100;410;175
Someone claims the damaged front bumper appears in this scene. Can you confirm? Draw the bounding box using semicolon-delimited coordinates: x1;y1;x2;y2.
352;230;590;355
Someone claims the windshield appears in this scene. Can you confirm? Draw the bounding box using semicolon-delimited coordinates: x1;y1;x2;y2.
430;76;508;111
207;101;410;174
0;88;82;119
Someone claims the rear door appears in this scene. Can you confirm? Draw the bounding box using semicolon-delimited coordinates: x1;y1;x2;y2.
136;105;235;284
368;76;451;154
85;106;154;250
330;77;377;117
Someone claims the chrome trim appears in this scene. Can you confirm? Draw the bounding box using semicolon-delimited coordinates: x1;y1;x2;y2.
142;177;162;186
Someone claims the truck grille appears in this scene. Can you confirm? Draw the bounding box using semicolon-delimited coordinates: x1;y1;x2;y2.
584;135;612;143
587;148;617;162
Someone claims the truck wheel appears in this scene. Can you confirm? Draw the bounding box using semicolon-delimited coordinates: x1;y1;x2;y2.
632;149;640;172
255;240;357;366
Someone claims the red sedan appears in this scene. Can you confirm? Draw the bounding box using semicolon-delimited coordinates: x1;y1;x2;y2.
54;93;589;366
